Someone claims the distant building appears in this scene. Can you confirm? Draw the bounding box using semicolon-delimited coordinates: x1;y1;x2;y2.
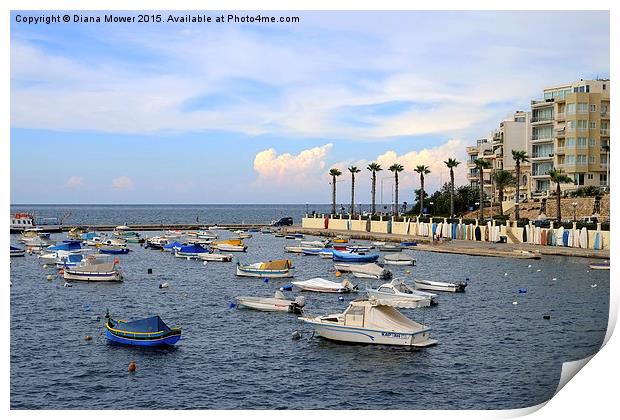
466;78;611;203
530;79;610;195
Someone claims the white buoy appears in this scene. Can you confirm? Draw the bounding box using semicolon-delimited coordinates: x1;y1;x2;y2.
591;284;598;288
512;301;518;305
46;275;53;281
504;273;508;276
552;277;557;281
43;264;48;269
63;282;72;288
159;282;169;289
536;269;542;272
203;261;207;265
527;265;532;268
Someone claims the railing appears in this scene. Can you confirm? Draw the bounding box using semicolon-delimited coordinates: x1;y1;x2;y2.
556;113;565;119
600;111;609;118
600;129;610;136
531;116;554;123
531;136;553;141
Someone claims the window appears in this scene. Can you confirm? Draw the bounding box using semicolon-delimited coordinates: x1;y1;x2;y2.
589;156;595;164
577;137;588;147
566;103;576;114
600;154;608;164
589;139;596;146
566;155;576;164
588;173;594;180
578;103;588;113
590;104;597;112
577;120;588;130
566;137;576;147
576;155;587;164
590;121;596;129
574;173;585;185
533;126;553;139
567;121;576;130
600;174;608;185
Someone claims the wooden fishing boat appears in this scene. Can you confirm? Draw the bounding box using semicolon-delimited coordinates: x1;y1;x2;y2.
236;259;293;278
104;310;181;347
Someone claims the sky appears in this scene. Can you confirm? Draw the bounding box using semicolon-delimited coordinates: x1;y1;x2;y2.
10;10;610;204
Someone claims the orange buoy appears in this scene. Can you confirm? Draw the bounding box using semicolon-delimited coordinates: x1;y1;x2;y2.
127;361;137;372
335;271;342;277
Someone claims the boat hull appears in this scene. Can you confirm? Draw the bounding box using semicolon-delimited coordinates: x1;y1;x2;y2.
104;329;181;347
10;249;26;257
589;263;610;270
236;297;301;313
384;260;414;266
414;281;466;293
236;265;292;278
302;320;437;347
64;270;122;282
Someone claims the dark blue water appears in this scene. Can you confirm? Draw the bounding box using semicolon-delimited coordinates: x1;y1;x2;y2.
9;204;332;226
10;206;609;409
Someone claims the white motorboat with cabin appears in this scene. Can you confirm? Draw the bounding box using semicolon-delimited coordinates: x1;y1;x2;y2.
299;299;437;347
63;256;123;282
291;277;357;293
366;279;436;307
235;290;306;314
414;278;467;293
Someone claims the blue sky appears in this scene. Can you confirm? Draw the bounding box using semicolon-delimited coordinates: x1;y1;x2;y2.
10;10;609;204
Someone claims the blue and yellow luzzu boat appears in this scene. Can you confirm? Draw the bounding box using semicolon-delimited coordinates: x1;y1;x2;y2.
104;311;182;347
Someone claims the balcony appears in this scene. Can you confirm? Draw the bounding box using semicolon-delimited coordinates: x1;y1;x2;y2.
531;99;554;108
466;146;478;154
531;172;551;178
556;147;565;154
556;112;565;120
600;129;610;136
555;128;565;137
601;111;609;119
531;117;554;125
531;154;554;161
558;163;589;172
531;136;554;144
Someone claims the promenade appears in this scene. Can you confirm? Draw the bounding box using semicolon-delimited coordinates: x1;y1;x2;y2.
286;226;610;260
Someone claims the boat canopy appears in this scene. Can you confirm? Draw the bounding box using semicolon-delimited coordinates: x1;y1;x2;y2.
163;241;183;250
178;244;208;253
81;232;98;240
113;316;173;333
213;239;244;246
48;241;81;251
347;299;424;330
260;259;293;270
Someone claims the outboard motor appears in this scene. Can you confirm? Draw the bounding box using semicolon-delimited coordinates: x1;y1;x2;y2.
290;296;306;314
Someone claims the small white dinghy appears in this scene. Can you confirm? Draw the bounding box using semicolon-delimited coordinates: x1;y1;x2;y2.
300;299;437;347
334;263;391;280
199;253;233;262
384;253;416;266
236;291;306;314
292;278;357;293
284;246;305;253
414;278;467;293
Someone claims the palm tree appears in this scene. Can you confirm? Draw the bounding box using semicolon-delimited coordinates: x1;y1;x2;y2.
414;165;431;216
367;162;382;215
547;168;573;222
492;170;516;215
329;168;342;215
348;166;361;215
444;158;460;218
474;158;492;221
388;163;404;215
511;150;529;220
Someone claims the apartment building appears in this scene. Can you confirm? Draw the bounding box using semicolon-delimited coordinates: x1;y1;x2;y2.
530;79;610;195
466;111;531;202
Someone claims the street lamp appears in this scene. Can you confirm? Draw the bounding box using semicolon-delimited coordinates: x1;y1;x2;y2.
572;202;577;222
305;202;309;216
429;201;434;215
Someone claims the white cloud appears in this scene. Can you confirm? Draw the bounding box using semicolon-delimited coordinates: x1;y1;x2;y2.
112;176;133;190
65;176;85;189
253;144;333;186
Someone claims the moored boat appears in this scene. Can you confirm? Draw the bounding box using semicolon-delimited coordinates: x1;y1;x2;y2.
174;244;209;258
292;277;357;293
104;310;181;347
366;279;435;307
236;259;293;278
236;291;306;314
212;239;247;252
63;256;122;282
199;252;233;262
99;245;130;255
10;246;26;257
299;299;437;347
333;262;391;280
379;244;403;252
414;279;467;293
384;253;416;266
284;246;305;253
589;262;610;270
332;250;379;263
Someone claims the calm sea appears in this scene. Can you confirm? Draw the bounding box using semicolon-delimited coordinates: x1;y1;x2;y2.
10;205;609;409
